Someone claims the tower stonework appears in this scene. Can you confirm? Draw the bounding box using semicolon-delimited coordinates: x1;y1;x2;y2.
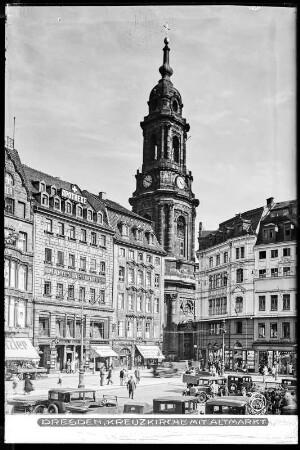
129;38;199;360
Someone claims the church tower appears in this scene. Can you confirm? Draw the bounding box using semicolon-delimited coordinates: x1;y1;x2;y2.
129;38;199;360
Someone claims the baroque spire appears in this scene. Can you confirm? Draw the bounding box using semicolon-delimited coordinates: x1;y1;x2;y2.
159;37;173;80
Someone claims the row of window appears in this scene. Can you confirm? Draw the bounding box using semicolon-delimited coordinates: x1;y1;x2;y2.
208;297;227;316
258;247;295;259
258;322;292;339
118;267;160;287
208;273;228;289
118;223;155;244
5;298;31;329
44;219;107;246
5;260;29;291
261;223;293;241
5;231;28;252
39;317;107;339
209;321;242;335
5;197;27;219
44;248;106;274
117;320;160;339
117;292;160;313
258;294;294;312
44;281;106;304
119;247;160;265
258;267;293;278
208;247;246;268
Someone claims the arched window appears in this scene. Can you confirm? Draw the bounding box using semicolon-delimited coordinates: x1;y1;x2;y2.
65;201;72;214
172;99;178;113
177;216;186;258
5;173;14;186
40;182;46;192
41;194;49;206
236;269;243;283
87;209;93;221
97;212;103;224
77;206;83;218
235;297;243;313
149;134;157;161
173;136;180;163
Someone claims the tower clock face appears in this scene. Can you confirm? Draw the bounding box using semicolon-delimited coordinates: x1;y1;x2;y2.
176;176;185;189
143;174;153;188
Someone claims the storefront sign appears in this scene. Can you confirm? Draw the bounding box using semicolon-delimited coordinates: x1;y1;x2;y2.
44;267;105;284
61;188;87;205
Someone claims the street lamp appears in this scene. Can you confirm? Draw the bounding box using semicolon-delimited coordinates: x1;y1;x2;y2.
78;298;85;388
221;319;226;376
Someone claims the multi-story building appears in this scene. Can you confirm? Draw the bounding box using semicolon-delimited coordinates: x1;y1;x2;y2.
129;37;199;360
196;204;267;371
85;191;166;368
22;165;116;373
4;141;40;362
253;198;297;373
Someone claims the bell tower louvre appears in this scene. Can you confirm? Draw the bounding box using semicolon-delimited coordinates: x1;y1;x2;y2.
129;38;199;360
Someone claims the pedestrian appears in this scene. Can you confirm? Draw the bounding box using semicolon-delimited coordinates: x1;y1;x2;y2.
127;375;136;399
100;366;105;386
210;381;218;398
57;371;63;386
211;365;217;377
123;368;129;385
24;375;34;395
71;360;75;374
119;368;124;386
134;367;141;385
67;359;71;374
107;367;113;385
241;386;247;397
262;365;268;383
288;363;293;376
271;365;276;379
12;374;19;395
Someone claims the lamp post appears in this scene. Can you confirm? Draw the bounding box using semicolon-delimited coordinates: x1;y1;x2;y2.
221;319;226;376
78;298;85;388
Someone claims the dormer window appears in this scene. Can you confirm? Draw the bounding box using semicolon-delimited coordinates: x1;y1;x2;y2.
53;197;61;210
284;223;292;240
40;182;46;192
50;186;57;196
65;201;72;214
77;206;83;218
5;172;14;186
262;224;276;241
41;194;49;206
97;212;103;224
145;232;154;245
87;209;93;222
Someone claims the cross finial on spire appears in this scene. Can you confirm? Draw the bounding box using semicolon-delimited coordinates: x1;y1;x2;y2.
163;22;170;38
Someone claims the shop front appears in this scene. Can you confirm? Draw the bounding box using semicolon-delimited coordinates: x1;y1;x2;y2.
135;345;165;368
207;341;255;372
5;337;40;374
90;345;118;371
257;349;296;374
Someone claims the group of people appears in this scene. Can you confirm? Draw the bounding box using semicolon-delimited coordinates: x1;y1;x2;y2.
11;374;34;395
98;365;141;399
259;362;294;379
66;359;76;374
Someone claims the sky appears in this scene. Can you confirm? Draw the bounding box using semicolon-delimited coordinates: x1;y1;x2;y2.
5;4;296;233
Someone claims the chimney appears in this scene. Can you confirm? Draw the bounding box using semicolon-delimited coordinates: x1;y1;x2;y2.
99;192;106;200
267;197;274;208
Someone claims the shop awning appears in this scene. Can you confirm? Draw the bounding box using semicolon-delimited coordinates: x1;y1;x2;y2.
5;337;40;361
90;346;118;358
136;345;165;360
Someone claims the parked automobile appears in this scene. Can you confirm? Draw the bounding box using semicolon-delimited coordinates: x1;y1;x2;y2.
183;376;227;403
123;402;151;414
8;388;118;414
205;394;266;415
281;378;297;392
227;375;253;395
153;396;199;414
182;371;211;386
153;362;186;378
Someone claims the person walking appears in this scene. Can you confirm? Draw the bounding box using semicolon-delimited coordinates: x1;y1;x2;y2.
57;371;63;386
262;365;268;383
99;366;105;386
134;367;141;385
123;368;129;385
12;374;19;395
66;359;71;374
24;375;34;395
119;368;124;386
127;375;136;399
271;365;276;379
71;360;75;374
106;366;113;385
210;381;219;398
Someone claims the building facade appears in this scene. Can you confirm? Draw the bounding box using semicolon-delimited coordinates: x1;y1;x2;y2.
196;206;266;371
5;144;35;344
85;191;166;368
253;199;297;373
129;37;199;360
22;165;115;372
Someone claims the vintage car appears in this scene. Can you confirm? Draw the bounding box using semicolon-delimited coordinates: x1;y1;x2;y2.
123;402;152;414
8;388;118;414
205;394;266;415
183;376;227;403
182;371;211;386
227;375;253;395
281;378;297;392
153;362;187;378
153;396;199;414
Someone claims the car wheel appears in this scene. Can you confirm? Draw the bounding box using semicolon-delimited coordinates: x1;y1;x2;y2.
33;405;45;414
47;404;59;414
197;392;207;403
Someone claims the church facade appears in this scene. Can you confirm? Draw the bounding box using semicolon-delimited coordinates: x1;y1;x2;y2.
129;38;199;360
